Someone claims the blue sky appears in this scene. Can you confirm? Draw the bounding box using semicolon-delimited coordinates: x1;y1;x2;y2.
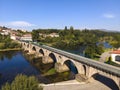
0;0;120;31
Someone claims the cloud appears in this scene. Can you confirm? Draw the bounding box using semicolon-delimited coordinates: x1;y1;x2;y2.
0;21;36;27
103;14;115;18
8;21;36;27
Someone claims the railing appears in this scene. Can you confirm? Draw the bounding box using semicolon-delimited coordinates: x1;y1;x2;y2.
22;40;120;77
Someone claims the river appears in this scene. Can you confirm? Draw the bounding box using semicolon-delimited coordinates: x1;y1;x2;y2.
0;51;74;87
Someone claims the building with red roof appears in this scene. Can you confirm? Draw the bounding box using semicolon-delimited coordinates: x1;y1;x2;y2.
110;50;120;64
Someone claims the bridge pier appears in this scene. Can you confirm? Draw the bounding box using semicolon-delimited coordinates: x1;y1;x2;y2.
55;63;69;73
42;56;54;64
33;52;43;59
27;51;36;55
37;53;43;57
75;74;88;82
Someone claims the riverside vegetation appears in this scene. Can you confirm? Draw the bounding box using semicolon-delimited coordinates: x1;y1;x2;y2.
32;26;120;59
1;74;42;90
0;34;21;51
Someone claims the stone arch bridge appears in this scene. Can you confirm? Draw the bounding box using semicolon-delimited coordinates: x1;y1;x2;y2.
21;41;120;89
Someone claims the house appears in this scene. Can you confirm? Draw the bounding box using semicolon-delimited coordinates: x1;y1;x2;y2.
10;34;20;40
0;29;10;35
110;50;120;64
20;34;32;41
39;33;59;38
49;33;59;37
10;35;17;40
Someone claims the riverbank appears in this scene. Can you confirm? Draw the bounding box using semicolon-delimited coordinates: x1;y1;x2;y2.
41;79;111;90
0;48;22;52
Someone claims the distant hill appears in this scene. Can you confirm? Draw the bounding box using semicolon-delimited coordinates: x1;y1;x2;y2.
99;29;120;32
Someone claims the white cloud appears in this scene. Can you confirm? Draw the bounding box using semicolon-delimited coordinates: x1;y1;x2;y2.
103;14;115;18
0;21;36;27
8;21;36;27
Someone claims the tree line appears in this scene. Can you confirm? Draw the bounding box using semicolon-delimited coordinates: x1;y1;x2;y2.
32;26;120;59
0;34;21;49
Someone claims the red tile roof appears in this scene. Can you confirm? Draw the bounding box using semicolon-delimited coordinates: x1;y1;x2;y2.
111;50;120;54
23;34;32;37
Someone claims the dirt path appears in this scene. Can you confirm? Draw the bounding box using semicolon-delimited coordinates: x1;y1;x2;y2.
99;51;111;63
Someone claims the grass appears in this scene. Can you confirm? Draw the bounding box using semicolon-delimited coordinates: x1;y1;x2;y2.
93;54;100;61
104;48;113;52
43;68;56;76
0;48;22;52
105;60;120;67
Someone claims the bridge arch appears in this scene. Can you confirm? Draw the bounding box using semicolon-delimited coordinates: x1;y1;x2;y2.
49;53;57;63
64;60;78;74
92;73;119;90
39;49;44;56
32;46;36;51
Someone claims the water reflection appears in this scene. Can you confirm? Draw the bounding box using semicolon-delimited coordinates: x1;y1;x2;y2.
23;53;75;83
0;51;40;87
0;51;75;87
0;51;18;61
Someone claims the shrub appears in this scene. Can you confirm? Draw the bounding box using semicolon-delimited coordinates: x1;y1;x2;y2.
2;74;42;90
0;43;5;49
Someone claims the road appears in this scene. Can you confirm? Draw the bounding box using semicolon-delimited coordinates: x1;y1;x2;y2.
99;51;111;63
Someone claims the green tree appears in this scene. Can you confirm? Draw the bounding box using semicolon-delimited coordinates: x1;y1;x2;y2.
64;26;67;30
2;74;42;90
85;45;95;58
70;26;74;31
0;43;5;49
70;26;74;33
2;83;11;90
32;30;39;42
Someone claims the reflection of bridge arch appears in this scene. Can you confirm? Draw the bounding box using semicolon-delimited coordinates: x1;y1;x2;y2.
92;73;119;90
32;46;36;51
39;49;44;56
49;53;57;63
64;60;78;74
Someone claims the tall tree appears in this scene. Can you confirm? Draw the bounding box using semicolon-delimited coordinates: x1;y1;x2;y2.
70;26;74;33
70;26;74;31
64;26;67;30
32;30;39;42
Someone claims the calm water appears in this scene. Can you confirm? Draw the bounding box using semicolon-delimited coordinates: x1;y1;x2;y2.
0;51;74;87
0;51;40;86
96;42;112;48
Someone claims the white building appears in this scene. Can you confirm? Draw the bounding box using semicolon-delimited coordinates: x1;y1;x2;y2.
10;35;17;40
39;33;59;38
0;29;10;35
20;34;32;41
110;50;120;64
49;33;59;37
10;34;20;40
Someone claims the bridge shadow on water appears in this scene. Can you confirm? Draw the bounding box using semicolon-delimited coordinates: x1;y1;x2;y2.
92;73;119;90
26;57;76;84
